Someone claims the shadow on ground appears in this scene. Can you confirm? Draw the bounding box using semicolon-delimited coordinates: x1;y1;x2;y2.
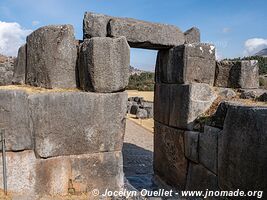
122;143;158;191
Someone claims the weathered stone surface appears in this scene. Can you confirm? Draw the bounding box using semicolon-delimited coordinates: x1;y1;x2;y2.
240;90;257;99
239;88;267;100
36;151;123;195
130;104;139;115
199;126;221;174
26;25;77;89
154;83;170;125
0;151;123;196
127;101;133;113
214;61;236;87
0;151;36;194
12;44;26;84
0;89;32;151
79;37;130;92
0;57;14;85
144;106;153;118
259;75;267;89
155;43;216;85
154;121;188;189
215;87;236;99
108;17;185;50
218;105;267;194
239;60;259;89
29;91;127;158
184;27;200;44
83;12;111;38
184;131;199;163
211;101;240;129
186;162;218;191
169;83;217;130
215;60;259;88
136;108;148;119
258;92;267;102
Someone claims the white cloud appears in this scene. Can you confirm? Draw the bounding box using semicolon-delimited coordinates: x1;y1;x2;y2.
215;49;224;60
0;21;32;56
244;38;267;56
32;20;40;26
222;27;231;33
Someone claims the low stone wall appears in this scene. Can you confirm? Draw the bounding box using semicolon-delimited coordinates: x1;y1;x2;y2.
127;96;153;119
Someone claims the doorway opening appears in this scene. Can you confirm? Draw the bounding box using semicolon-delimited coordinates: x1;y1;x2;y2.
123;48;158;191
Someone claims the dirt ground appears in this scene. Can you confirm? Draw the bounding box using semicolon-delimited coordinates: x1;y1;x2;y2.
127;90;154;132
127;114;154;133
127;90;154;102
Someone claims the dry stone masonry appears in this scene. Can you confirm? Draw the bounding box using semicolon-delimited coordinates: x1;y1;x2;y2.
0;55;15;85
0;11;266;199
151;13;267;200
83;12;185;50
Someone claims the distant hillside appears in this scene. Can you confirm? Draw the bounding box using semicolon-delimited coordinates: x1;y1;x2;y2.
127;71;155;91
129;66;143;75
129;65;154;75
254;48;267;57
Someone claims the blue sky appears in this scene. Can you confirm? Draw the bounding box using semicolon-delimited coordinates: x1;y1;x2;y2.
0;0;266;71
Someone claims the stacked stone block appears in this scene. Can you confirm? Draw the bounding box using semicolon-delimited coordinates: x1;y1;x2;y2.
153;23;266;199
1;11;266;199
78;36;130;92
0;56;14;85
83;12;186;50
12;44;26;84
0;18;129;197
214;60;259;89
153;34;220;191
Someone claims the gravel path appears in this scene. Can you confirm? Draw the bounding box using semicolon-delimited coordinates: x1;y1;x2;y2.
123;119;155;191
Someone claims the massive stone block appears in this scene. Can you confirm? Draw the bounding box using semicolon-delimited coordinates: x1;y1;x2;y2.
215;60;259;88
0;89;32;151
26;25;77;89
0;151;36;194
199;126;221;174
155;43;216;85
79;37;130;93
218;105;267;195
83;12;111;38
29;91;127;158
214;61;236;87
184;27;200;44
211;101;240;129
169;83;217;130
108;17;185;50
186;162;218;191
239;60;259;89
0;151;123;196
0;57;14;86
154;83;170;125
154;121;188;189
35;151;123;196
83;12;185;50
12;44;26;84
184;131;199;163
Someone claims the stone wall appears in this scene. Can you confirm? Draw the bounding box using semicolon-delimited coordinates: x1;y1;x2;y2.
153;30;267;199
0;55;15;85
0;11;266;199
0;19;130;197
